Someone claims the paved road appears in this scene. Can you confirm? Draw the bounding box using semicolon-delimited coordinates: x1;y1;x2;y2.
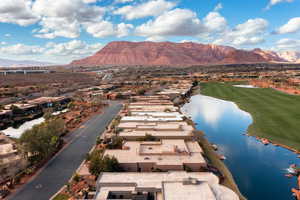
9;102;122;200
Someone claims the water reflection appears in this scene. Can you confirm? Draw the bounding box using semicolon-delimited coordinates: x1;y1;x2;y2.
182;94;298;200
182;95;251;128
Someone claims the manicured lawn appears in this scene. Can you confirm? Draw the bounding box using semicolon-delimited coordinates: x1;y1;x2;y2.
200;82;300;151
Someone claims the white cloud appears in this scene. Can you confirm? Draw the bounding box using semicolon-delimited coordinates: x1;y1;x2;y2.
82;0;99;3
0;40;103;63
267;0;294;9
213;18;268;46
85;21;133;38
214;3;223;12
0;42;7;45
135;8;205;38
114;0;176;20
204;12;227;33
146;36;166;42
275;38;300;50
31;0;106;38
4;34;11;37
114;0;134;3
275;17;300;34
45;40;103;57
135;7;267;47
0;44;44;55
0;0;39;26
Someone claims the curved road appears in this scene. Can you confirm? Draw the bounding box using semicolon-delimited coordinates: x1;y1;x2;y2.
9;102;122;200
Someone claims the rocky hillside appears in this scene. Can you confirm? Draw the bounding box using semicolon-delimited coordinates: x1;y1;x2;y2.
71;41;289;66
277;51;300;63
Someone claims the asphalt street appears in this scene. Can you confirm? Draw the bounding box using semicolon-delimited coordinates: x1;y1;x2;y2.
9;102;122;200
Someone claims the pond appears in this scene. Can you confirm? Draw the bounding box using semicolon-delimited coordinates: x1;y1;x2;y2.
2;117;45;138
181;94;298;200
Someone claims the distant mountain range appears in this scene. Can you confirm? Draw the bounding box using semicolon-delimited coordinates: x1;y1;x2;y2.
277;51;300;63
71;41;300;66
0;58;54;68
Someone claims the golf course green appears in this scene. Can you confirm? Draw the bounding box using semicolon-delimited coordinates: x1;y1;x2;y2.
200;82;300;151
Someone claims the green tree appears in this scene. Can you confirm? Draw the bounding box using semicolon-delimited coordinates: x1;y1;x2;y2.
19;118;65;163
89;153;122;177
107;136;123;149
88;149;102;176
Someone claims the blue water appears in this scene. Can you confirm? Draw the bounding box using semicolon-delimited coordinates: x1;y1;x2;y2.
182;94;299;200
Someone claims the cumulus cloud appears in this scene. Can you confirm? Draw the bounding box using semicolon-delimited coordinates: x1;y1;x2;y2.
85;21;133;38
32;0;106;38
267;0;294;9
134;6;266;47
114;0;176;20
204;11;227;33
275;38;300;50
274;17;300;34
0;0;39;26
45;40;103;57
82;0;99;3
0;40;103;63
0;44;44;55
135;8;205;38
214;3;223;12
114;0;134;3
213;18;268;46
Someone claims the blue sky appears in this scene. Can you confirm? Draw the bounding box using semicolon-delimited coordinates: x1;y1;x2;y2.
0;0;299;64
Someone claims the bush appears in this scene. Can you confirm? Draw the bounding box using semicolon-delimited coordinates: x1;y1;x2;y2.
72;173;81;182
89;153;122;177
96;136;102;145
107;136;123;149
137;134;159;142
136;88;146;95
115;128;124;134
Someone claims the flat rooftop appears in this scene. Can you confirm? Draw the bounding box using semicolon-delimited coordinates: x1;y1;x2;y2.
130;100;174;106
119;129;193;140
130;112;184;117
131;95;170;101
118;121;193;132
128;105;178;112
95;171;239;200
104;139;205;166
121;116;183;123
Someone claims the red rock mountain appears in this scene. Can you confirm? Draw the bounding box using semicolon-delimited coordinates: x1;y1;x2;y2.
71;41;287;66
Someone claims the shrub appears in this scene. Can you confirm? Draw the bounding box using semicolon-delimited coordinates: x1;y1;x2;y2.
107;136;123;149
137;134;159;142
72;173;81;182
89;154;122;177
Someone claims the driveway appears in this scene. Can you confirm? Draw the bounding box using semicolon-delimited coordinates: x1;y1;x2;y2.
9;102;122;200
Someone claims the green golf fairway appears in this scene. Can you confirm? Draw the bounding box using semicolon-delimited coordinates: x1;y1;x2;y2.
200;82;300;151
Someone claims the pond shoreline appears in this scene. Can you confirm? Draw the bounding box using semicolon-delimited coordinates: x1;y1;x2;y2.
180;85;247;200
188;83;299;199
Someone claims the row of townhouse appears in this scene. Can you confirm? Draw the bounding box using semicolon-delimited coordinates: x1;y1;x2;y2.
94;81;239;200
